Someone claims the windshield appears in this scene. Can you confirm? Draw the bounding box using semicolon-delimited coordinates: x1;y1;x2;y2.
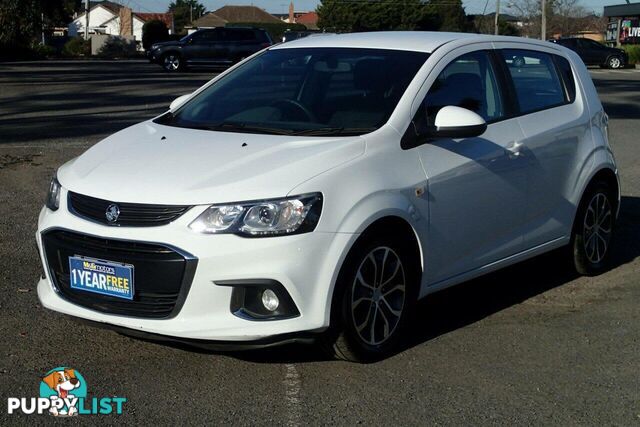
157;47;429;136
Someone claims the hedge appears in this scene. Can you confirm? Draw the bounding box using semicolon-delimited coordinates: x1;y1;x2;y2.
622;44;640;65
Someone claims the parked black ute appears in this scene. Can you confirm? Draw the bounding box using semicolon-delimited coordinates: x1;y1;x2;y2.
551;38;628;69
148;27;272;71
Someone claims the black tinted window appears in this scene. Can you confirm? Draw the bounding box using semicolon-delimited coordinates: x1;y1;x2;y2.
225;29;257;41
501;49;565;113
559;39;577;49
554;55;576;103
191;30;219;42
424;50;504;125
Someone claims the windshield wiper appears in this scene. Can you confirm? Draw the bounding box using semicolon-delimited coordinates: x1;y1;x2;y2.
209;122;295;135
293;127;377;136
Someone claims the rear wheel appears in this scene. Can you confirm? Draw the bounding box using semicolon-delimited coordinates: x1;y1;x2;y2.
571;181;616;276
607;55;623;69
322;234;419;362
162;53;183;72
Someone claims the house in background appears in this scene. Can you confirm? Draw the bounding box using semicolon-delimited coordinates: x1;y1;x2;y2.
211;5;282;24
191;12;228;30
188;5;282;34
275;2;319;29
295;12;319;30
68;0;174;51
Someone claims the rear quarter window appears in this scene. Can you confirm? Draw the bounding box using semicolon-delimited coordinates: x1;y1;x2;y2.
553;55;576;103
500;49;567;114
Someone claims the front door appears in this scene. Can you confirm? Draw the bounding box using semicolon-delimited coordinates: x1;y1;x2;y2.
413;48;528;285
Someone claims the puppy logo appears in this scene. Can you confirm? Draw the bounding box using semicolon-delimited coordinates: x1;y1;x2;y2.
40;367;86;416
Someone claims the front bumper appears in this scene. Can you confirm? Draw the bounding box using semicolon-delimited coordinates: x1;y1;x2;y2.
146;50;160;63
36;189;355;343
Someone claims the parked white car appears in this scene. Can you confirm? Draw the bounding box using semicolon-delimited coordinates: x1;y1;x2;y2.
37;32;619;362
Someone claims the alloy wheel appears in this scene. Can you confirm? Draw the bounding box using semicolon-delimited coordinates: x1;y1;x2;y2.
164;55;180;71
350;246;406;346
609;57;621;69
583;192;613;264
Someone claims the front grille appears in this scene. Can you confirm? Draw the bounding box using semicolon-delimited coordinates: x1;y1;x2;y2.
68;192;192;227
42;230;197;319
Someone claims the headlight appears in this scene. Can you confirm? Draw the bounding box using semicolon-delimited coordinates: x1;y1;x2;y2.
45;175;61;211
189;193;322;236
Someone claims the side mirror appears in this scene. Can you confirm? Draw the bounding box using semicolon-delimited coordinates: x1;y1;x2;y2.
431;106;487;138
169;94;191;111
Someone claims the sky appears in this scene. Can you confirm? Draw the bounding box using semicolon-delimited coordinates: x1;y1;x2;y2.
125;0;628;16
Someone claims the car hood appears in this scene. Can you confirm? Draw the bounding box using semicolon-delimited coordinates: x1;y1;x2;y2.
58;121;365;205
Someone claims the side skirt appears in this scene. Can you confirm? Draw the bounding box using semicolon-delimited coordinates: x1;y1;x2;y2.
419;236;570;299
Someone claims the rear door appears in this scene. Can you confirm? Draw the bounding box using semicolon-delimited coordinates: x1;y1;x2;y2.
221;29;260;63
411;45;528;285
187;29;222;64
494;46;591;249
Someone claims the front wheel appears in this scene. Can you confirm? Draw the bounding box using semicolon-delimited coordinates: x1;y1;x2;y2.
607;55;623;69
322;235;419;362
571;181;616;276
162;53;183;72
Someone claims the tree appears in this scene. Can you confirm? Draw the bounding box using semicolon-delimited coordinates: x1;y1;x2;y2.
508;0;590;39
317;0;467;33
473;15;520;36
0;0;78;57
142;19;169;50
168;0;206;35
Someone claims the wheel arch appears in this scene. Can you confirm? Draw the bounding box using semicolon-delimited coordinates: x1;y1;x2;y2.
605;53;623;68
573;166;620;231
325;214;424;328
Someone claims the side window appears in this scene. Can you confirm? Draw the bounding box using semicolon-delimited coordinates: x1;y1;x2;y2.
423;50;504;126
586;40;605;50
224;29;256;42
192;30;219;42
554;55;576;103
500;49;565;114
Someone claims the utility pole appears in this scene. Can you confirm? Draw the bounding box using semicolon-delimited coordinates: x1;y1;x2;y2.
190;5;193;23
84;0;89;40
41;12;45;45
494;0;500;35
541;0;546;41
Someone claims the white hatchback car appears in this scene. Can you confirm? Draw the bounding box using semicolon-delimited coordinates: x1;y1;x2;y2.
37;32;619;361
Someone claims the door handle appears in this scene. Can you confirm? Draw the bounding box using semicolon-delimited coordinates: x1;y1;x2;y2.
505;141;524;159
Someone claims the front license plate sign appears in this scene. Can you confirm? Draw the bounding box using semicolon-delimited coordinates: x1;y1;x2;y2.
69;256;134;300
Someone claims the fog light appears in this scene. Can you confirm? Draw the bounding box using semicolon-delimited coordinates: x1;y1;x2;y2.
261;289;279;312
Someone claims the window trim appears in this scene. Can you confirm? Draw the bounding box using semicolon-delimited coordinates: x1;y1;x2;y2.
401;49;511;150
495;48;577;118
401;47;579;150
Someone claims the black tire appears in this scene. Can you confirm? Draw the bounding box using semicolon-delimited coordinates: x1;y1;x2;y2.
321;233;420;362
571;181;616;276
607;55;623;69
161;52;183;72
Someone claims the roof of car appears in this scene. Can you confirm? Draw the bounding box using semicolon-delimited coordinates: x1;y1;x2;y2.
271;31;552;53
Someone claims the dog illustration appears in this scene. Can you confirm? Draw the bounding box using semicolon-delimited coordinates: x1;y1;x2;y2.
42;369;80;416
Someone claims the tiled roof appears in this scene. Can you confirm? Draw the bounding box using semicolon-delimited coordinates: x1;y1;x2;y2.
212;5;282;24
192;13;228;28
135;12;174;29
